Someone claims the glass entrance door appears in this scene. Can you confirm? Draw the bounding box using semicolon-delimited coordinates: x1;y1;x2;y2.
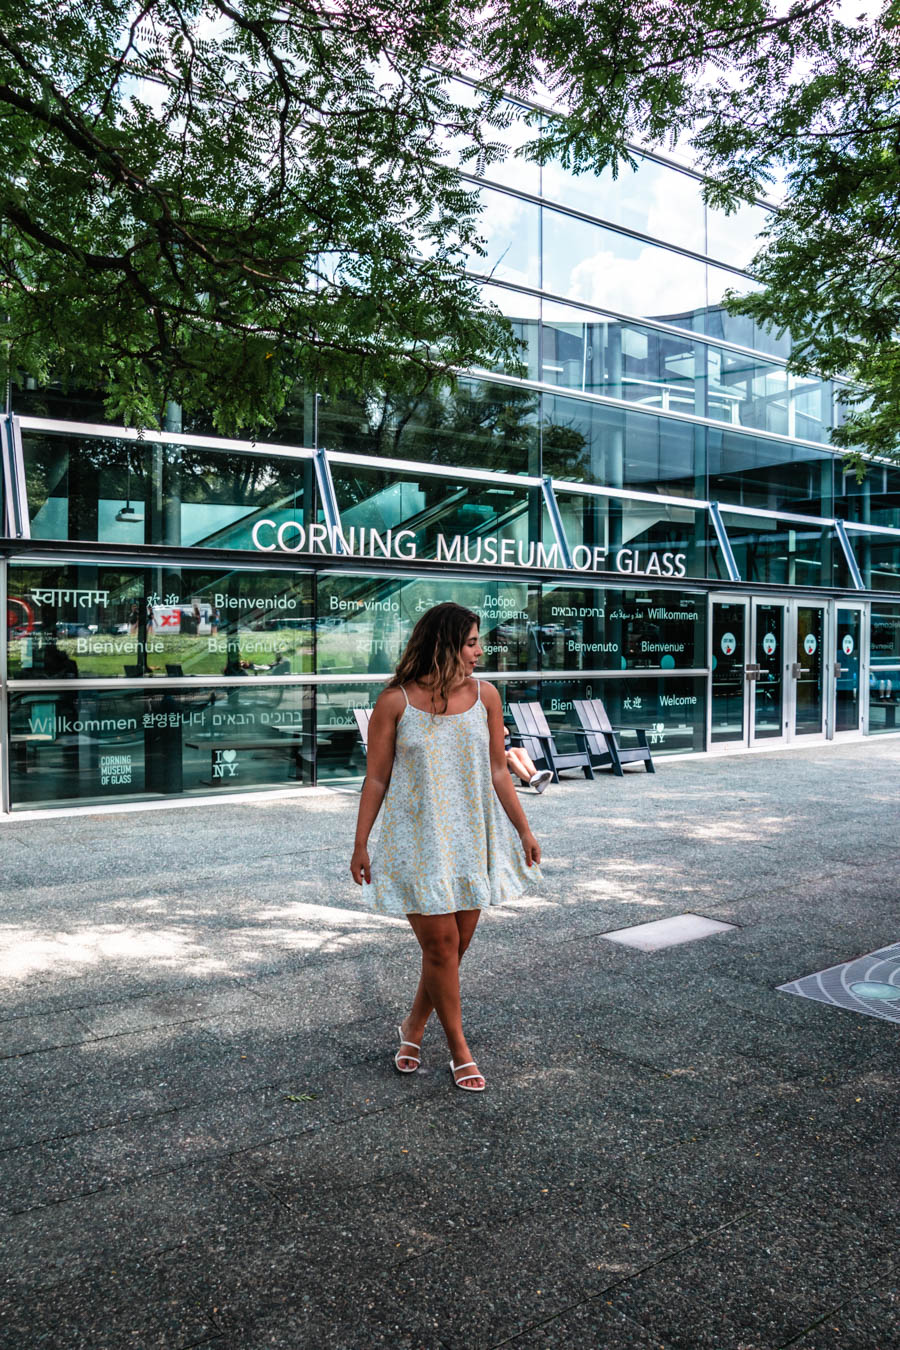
750;601;787;744
710;597;748;747
710;597;861;751
834;606;864;735
793;603;827;738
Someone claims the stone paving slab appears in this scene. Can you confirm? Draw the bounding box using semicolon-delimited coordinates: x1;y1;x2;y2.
2;1159;283;1297
0;1273;181;1350
1;738;899;1348
607;1204;897;1350
0;1008;94;1057
787;1279;899;1350
512;1301;668;1349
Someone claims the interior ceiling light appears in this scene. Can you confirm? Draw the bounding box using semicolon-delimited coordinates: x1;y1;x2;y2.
116;459;144;522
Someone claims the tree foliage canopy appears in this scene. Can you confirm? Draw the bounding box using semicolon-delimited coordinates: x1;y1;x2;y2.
703;2;900;471
0;0;889;443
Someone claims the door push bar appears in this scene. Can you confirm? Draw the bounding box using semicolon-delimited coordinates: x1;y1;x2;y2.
744;664;761;680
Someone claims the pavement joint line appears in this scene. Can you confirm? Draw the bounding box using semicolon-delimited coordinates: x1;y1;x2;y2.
0;1062;761;1178
5;1147;891;1333
0;1034;98;1064
239;1154;587;1244
771;1260;900;1350
7;1140;865;1337
485;1205;765;1348
0;1018;852;1161
0;907;724;1023
0;1009;229;1060
0;980;253;1024
491;1294;676;1350
0;947;428;1022
0;982;879;1113
0;1080;327;1155
1;1084;464;1216
0;1101;190;1161
0;1065;771;1225
3;746;898;1345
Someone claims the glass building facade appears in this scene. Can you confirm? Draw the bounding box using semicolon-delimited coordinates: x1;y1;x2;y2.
3;132;899;812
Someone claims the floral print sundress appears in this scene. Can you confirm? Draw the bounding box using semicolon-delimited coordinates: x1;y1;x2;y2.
369;682;540;915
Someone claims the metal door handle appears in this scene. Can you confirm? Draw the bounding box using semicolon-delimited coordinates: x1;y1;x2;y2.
791;662;807;678
834;663;844;677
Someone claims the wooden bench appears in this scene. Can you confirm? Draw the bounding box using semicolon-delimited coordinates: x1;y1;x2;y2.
353;708;373;753
572;697;655;776
508;702;595;782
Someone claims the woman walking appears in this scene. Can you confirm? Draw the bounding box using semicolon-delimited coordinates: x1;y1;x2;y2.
350;602;541;1091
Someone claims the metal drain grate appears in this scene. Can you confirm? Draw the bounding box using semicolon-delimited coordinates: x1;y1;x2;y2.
600;913;738;952
778;941;900;1023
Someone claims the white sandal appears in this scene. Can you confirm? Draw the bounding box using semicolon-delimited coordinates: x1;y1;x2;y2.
394;1026;421;1074
450;1059;485;1092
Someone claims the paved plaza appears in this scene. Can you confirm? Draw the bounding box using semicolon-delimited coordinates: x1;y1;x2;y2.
1;739;898;1349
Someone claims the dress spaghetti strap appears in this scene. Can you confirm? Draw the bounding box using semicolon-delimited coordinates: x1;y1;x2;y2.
476;680;482;703
400;684;410;705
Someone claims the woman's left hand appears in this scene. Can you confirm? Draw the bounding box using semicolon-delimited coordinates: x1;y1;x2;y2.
519;829;541;867
350;844;372;885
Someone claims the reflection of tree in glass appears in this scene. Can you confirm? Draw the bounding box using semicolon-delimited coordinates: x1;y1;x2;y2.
23;433;143;519
22;432;305;535
540;420;591;480
174;449;302;511
319;377;538;473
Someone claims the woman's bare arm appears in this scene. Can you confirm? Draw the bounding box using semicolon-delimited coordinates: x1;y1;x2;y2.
350;688;404;884
483;683;541;867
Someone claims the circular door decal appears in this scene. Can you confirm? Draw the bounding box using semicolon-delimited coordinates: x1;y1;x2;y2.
7;597;35;634
720;632;737;656
842;634;855;656
804;633;818;656
762;632;777;656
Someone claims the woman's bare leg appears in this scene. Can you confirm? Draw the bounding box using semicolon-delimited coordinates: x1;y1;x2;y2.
398;910;482;1082
506;747;534;783
515;746;538;778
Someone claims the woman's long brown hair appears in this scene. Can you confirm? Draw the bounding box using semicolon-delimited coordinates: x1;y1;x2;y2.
388;602;480;711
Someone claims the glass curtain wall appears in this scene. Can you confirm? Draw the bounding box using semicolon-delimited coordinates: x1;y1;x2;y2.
8;683;315;808
7;563;314;680
868;603;900;734
22;427;313;550
6;122;900;814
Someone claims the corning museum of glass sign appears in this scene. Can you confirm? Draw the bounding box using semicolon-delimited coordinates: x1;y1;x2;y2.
3;110;900;814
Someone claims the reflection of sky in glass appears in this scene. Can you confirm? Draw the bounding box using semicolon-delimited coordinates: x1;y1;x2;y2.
542;208;707;321
707;200;770;271
479;282;540;321
708;264;759;307
436;82;541;196
541;154;704;254
477;106;541;196
468;188;540;288
540;150;770;273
